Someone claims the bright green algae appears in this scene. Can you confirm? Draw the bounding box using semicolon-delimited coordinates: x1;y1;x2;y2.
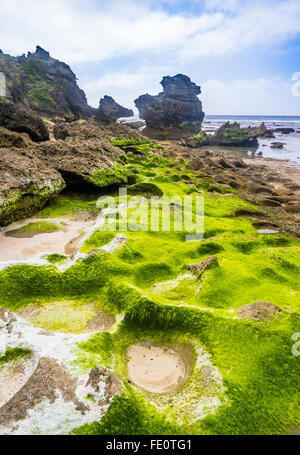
0;151;299;435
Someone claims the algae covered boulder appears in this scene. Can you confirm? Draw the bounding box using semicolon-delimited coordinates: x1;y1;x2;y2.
210;121;266;147
0;147;65;225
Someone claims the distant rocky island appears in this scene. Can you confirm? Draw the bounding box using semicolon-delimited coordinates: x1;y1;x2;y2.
0;46;299;437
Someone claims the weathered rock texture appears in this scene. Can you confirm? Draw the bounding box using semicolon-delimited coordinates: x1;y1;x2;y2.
97;95;133;123
0;128;30;148
134;74;205;139
0;71;6;96
0;99;49;142
0;46;92;119
33;124;128;189
0;147;65;225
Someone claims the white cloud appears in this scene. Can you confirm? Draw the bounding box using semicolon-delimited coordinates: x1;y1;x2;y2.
183;1;300;59
0;0;300;65
82;66;169;108
202;77;299;115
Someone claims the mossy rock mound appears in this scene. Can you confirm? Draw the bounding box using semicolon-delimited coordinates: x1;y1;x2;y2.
237;301;282;322
128;182;163;197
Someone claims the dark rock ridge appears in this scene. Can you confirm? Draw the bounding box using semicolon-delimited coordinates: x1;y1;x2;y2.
97;95;133;123
134;74;205;139
0;46;92;119
0;98;49;142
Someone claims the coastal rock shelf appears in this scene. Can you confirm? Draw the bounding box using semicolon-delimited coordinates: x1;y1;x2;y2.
0;148;299;435
0;45;299;436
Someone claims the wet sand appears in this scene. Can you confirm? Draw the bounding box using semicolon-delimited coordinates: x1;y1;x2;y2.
0;217;93;262
127;342;194;394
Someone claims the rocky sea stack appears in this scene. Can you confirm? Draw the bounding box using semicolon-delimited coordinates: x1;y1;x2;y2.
97;95;134;123
0;46;92;120
134;74;205;139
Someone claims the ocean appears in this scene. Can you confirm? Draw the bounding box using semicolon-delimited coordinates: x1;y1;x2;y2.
204;115;300;167
121;115;300;167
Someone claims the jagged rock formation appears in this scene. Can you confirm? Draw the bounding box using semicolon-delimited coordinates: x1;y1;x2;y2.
134;74;205;139
0;98;49;142
97;95;133;123
0;46;92;119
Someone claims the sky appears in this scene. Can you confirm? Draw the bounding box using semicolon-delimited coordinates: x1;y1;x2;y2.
1;0;300;115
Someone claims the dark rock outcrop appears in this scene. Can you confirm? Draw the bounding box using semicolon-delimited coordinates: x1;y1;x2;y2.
134;74;205;139
270;142;285;149
0;46;92;119
0;99;49;142
96;96;133;123
0;119;146;225
274;127;295;134
53;118;141;141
